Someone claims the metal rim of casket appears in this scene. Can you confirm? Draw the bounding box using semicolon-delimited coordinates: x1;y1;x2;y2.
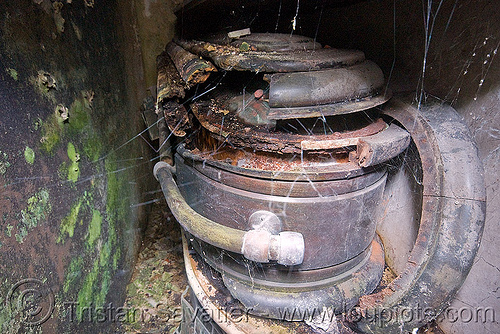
229;33;322;52
177;33;389;120
190;102;388;155
184;231;385;321
177;143;374;181
348;97;486;333
173;97;486;332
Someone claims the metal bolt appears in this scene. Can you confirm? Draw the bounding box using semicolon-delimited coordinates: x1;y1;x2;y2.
248;210;281;235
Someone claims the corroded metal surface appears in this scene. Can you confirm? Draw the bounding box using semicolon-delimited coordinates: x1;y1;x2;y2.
229;33;322;52
166;41;217;87
156;50;185;102
354;123;411;167
191;101;387;154
176;39;366;73
351;98;486;333
175;154;387;270
156;51;191;138
163;100;190;137
267;60;385;108
183;233;361;334
267;93;391;120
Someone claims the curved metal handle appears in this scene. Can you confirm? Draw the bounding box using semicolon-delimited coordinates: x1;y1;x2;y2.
154;162;305;266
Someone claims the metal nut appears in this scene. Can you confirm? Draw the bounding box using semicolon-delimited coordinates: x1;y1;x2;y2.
248;210;281;234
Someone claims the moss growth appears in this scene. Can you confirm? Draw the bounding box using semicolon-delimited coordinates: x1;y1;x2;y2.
67;162;79;182
5;224;13;237
99;241;110;267
59;154;131;323
105;159;129;223
82;133;103;161
0;151;11;175
40;93;96;155
58;198;83;243
40;114;61;153
15;189;51;243
6;68;18;80
0;283;23;333
68;98;91;134
86;209;102;247
239;42;250;51
76;257;100;319
104;158;127;272
112;247;121;270
75;257;113;322
63;257;83;293
33;118;42;131
24;146;35;165
67;142;79;161
67;142;80;182
94;270;112;308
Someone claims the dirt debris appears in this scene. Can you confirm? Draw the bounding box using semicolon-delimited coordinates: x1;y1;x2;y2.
120;198;187;334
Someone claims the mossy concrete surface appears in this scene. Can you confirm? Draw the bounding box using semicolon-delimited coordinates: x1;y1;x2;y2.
0;0;162;333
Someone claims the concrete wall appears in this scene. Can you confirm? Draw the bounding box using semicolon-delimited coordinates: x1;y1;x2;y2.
0;1;175;333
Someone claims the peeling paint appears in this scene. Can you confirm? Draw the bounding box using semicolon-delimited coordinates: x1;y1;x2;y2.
30;70;58;105
56;104;69;123
35;70;57;93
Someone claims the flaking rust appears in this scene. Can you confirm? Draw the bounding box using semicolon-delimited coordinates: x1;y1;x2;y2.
163;100;190;137
166;41;217;88
191;99;387;154
176;38;366;73
156;51;185;101
156;51;188;137
156;43;217;138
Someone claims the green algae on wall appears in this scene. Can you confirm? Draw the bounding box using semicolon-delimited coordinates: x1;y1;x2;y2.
58;198;83;242
24;146;35;165
0;1;153;332
66;142;80;183
63;257;83;294
6;68;18;81
40;114;61;153
86;209;102;248
40;93;98;156
0;151;11;174
57;153;133;322
16;189;51;244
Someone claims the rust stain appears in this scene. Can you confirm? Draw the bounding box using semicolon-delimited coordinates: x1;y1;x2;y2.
191;100;386;154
